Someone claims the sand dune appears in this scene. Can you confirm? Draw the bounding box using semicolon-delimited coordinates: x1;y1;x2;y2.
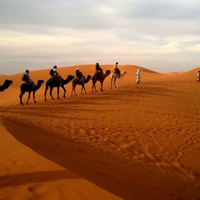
0;65;200;199
165;72;185;75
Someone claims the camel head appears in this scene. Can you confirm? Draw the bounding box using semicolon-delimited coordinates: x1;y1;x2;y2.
37;80;44;85
4;80;13;87
121;71;127;76
66;75;75;82
0;79;13;91
104;70;111;77
5;79;13;84
84;75;92;84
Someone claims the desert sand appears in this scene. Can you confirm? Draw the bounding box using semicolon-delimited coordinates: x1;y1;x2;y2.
0;64;200;200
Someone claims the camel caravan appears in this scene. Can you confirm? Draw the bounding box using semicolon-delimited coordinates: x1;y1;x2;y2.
1;63;128;105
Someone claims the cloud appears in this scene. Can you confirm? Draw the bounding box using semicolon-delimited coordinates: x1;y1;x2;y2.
132;0;200;20
0;0;200;75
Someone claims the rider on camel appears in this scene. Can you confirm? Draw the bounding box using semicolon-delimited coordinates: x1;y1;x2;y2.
113;62;120;77
76;68;84;82
50;66;61;84
95;63;103;75
24;70;35;90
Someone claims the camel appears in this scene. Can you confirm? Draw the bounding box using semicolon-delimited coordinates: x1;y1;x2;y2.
71;75;91;96
111;71;127;89
0;80;13;92
44;75;74;101
91;70;111;93
19;80;44;105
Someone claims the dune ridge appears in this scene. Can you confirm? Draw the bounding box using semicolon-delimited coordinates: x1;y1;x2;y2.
0;64;200;199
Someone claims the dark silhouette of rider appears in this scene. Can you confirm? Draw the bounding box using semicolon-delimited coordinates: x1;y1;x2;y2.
95;63;103;75
114;62;120;77
52;66;61;83
76;68;84;82
24;70;35;90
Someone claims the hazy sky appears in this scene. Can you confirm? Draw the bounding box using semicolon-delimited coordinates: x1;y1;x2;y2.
0;0;200;75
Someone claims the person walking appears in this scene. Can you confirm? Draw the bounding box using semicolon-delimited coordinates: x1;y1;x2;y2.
136;69;141;84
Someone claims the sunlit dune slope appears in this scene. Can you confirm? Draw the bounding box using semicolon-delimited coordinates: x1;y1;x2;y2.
173;67;200;81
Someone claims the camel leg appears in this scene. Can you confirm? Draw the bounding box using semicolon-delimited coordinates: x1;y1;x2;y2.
74;86;77;96
82;85;86;95
61;85;66;98
92;81;97;93
117;78;121;87
26;92;31;104
71;85;77;96
44;86;48;101
19;91;25;105
100;82;103;91
81;85;83;95
50;87;55;100
111;77;113;89
114;78;117;88
71;87;74;97
84;85;87;94
33;91;36;103
57;86;60;99
71;84;74;96
94;84;97;92
71;87;74;96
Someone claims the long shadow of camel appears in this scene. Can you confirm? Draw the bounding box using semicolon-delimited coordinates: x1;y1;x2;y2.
2;117;148;200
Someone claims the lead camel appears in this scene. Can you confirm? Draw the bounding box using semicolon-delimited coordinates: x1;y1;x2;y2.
111;71;127;89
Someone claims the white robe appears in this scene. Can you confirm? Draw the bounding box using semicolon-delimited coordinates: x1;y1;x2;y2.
136;70;141;83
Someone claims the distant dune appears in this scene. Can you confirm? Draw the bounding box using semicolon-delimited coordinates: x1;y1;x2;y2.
165;71;185;75
0;64;200;200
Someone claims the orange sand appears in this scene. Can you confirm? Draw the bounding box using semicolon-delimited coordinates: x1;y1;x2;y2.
0;65;200;200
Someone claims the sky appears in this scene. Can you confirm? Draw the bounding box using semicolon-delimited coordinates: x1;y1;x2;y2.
0;0;200;75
